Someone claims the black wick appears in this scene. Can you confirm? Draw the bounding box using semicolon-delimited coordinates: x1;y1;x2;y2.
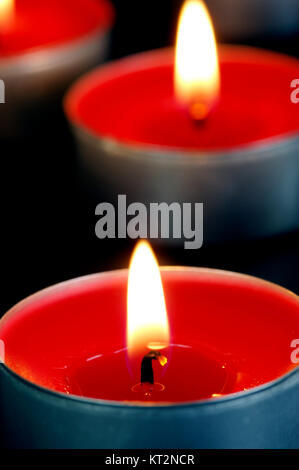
141;351;167;385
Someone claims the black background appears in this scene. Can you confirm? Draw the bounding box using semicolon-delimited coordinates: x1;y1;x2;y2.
1;0;299;316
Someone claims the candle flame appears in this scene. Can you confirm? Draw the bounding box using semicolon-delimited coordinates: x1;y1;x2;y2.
127;241;170;358
175;0;220;121
0;0;14;28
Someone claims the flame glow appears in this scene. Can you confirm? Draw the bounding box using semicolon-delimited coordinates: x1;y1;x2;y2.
175;0;220;120
0;0;14;28
127;241;170;358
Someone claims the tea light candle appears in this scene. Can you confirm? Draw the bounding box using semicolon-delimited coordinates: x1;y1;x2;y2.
0;241;299;448
0;0;114;136
65;0;299;243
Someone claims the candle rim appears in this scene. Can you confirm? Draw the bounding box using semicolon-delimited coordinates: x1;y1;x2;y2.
64;45;299;159
1;266;298;328
0;24;112;73
66;45;299;101
0;266;298;409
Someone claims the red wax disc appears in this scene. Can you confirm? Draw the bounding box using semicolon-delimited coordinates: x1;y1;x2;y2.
66;47;299;151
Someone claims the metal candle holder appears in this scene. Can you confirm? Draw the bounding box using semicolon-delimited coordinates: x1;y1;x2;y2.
0;268;299;449
65;47;299;244
0;24;113;137
68;117;299;244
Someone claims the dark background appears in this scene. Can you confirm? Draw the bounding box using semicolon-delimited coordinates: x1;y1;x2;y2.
1;0;299;315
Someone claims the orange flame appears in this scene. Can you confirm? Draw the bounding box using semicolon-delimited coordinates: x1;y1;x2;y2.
0;0;14;28
127;241;170;358
175;0;220;120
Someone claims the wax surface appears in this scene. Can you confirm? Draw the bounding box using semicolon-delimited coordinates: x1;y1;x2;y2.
69;344;234;402
66;47;299;151
0;269;298;403
0;0;114;58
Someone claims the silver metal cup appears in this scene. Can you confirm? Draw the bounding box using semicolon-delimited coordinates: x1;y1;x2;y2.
0;27;112;137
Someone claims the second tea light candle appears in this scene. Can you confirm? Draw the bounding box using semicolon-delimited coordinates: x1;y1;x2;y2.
65;0;299;243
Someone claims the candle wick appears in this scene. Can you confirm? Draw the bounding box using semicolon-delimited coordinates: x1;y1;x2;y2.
189;101;210;125
140;350;167;385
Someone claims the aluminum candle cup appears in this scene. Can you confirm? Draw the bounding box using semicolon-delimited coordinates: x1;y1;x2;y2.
65;47;299;244
0;0;115;138
0;268;299;449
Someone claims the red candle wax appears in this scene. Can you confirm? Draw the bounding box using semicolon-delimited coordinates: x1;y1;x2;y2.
65;47;299;151
0;269;298;404
0;0;114;58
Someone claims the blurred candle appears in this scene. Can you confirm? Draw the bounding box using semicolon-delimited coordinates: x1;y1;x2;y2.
0;0;115;137
65;0;299;243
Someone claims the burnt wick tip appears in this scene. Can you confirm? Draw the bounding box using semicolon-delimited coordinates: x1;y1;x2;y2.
141;350;167;385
